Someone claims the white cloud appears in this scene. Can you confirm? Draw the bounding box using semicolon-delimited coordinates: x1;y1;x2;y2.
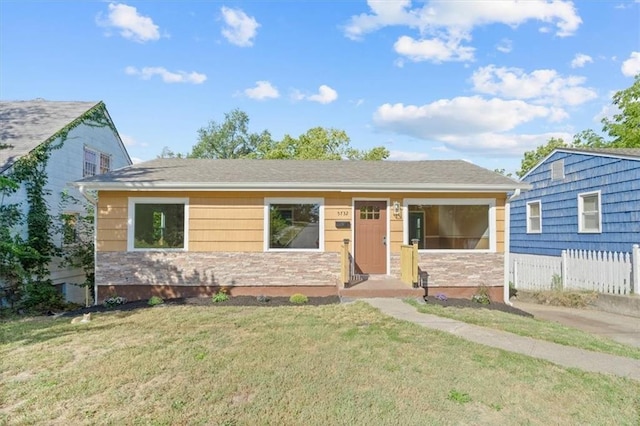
344;1;581;63
120;134;149;148
393;34;474;63
471;65;597;106
496;38;513;53
125;66;207;84
221;7;260;47
244;81;279;100
435;132;573;155
571;53;593;68
345;0;581;39
388;150;430;161
374;97;552;139
621;51;640;77
306;85;338;104
98;3;160;43
131;157;144;164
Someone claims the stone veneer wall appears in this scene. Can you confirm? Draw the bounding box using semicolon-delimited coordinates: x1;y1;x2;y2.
97;251;341;288
391;252;505;287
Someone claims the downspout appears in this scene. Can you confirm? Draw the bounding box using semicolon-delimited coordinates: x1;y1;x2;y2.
77;185;98;306
503;188;521;306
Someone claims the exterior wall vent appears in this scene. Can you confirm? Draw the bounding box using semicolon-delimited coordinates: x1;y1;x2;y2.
551;160;564;181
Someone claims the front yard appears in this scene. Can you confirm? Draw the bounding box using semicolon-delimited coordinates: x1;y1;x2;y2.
1;302;639;425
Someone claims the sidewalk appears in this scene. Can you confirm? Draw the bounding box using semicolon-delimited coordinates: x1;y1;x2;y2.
363;298;640;381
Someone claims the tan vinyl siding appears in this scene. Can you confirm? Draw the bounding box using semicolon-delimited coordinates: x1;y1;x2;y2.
96;190;507;253
96;193;128;252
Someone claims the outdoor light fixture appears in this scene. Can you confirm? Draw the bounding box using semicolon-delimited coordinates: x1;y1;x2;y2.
393;201;401;216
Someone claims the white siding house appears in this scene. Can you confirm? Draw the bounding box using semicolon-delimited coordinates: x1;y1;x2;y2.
0;100;132;304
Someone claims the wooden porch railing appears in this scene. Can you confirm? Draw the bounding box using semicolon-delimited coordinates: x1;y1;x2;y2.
400;240;419;286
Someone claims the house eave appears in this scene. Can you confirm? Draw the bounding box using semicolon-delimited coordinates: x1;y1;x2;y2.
74;181;531;193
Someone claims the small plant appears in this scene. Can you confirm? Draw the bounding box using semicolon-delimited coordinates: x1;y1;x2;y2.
103;295;127;308
551;274;563;291
289;293;308;304
509;281;518;299
148;296;164;306
448;389;471;404
212;290;229;303
472;284;491;305
256;295;270;303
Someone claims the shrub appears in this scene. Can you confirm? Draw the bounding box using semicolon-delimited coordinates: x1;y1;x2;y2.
289;293;308;304
103;295;127;308
212;291;229;303
472;285;491;305
148;296;164;306
19;281;66;313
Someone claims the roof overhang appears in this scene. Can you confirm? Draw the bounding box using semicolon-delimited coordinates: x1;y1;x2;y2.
74;181;532;193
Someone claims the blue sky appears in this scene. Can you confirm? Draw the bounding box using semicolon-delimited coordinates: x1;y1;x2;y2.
1;1;639;173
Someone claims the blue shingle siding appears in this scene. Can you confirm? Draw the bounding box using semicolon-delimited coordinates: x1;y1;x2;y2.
511;151;640;256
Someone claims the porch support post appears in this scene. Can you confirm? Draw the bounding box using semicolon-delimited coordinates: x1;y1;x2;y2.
341;239;350;287
411;239;419;286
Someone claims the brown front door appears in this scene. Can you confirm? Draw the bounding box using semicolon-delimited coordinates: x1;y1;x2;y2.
354;200;387;274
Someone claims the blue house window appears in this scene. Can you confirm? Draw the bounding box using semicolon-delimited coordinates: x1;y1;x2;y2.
578;191;601;233
526;201;541;233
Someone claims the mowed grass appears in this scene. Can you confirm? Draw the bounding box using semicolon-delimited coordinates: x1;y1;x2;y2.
405;299;640;360
1;302;639;425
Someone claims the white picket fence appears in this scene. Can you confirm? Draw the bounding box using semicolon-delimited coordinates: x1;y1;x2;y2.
510;244;639;296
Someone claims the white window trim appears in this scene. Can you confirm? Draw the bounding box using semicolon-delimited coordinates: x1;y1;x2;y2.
127;197;189;251
403;198;496;253
264;197;324;252
577;190;602;234
526;200;542;234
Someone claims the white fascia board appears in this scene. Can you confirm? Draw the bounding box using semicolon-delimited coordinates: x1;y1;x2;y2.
72;181;531;193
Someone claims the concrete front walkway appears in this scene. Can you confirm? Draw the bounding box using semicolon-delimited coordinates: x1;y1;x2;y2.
364;298;640;381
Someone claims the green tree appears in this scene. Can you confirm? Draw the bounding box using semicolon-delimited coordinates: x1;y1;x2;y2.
602;73;640;148
190;109;273;159
189;110;389;161
255;127;389;160
516;137;568;178
518;76;640;179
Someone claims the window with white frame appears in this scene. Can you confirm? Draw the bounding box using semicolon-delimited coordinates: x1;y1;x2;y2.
404;199;495;251
100;153;111;174
83;147;111;177
264;198;323;250
83;148;97;177
526;201;542;233
578;191;601;233
128;198;188;250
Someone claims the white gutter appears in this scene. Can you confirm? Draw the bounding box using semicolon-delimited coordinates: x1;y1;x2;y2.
72;181;531;193
503;188;521;306
78;185;98;306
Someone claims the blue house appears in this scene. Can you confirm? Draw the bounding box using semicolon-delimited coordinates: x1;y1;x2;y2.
510;147;640;257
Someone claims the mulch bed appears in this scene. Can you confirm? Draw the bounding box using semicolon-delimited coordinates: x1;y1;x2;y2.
423;296;533;317
59;295;532;318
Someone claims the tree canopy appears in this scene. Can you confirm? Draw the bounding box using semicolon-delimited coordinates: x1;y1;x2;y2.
516;75;639;178
167;109;389;161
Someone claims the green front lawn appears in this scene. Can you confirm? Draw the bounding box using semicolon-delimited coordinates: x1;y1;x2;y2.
1;302;638;425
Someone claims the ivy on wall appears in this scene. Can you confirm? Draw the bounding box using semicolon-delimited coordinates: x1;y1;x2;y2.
0;102;112;312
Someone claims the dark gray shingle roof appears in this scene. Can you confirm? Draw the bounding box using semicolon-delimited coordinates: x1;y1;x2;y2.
76;158;529;191
0;99;100;173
